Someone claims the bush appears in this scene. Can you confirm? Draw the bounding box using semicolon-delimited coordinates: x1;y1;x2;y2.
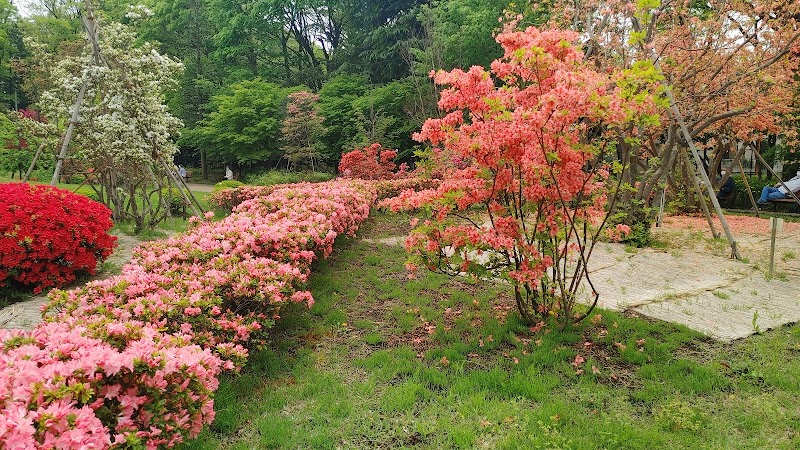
339;143;407;180
73;185;101;202
213;180;245;193
160;187;186;214
607;200;652;248
0;183;117;294
47;180;377;371
0;322;220;449
245;170;333;186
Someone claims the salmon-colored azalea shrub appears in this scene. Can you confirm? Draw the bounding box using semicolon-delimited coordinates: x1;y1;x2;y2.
0;183;117;294
382;24;659;325
338;143;408;180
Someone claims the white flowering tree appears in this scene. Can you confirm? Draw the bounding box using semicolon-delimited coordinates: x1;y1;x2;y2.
36;5;195;231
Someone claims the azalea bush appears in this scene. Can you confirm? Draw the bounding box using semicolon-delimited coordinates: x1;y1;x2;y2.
338;143;408;180
46;180;376;370
0;183;117;294
0;179;377;449
0;322;220;449
382;24;660;325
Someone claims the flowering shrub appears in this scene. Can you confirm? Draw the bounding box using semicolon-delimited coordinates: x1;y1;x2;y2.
207;185;277;212
0;179;377;449
338;143;407;180
0;183;116;294
0;322;220;449
374;178;443;201
382;24;660;325
46;180;376;370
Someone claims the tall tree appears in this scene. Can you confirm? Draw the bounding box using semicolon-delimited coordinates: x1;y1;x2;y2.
544;0;800;205
189;79;290;169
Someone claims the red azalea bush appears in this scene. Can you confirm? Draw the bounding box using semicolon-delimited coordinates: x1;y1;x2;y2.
0;183;117;294
0;322;220;449
338;143;408;180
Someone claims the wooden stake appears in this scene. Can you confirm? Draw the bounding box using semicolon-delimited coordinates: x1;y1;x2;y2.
737;158;759;217
51;3;100;186
680;149;719;238
769;218;778;278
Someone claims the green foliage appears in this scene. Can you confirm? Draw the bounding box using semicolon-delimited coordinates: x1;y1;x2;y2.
318;74;369;160
0;0;21;109
609;200;652;247
245;170;333;186
212;180;244;192
189;80;290;167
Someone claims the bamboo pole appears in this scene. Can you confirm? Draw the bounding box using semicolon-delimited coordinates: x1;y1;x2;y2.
159;156;204;218
51;4;100;186
737;159;759;217
680;150;719;238
668;90;741;259
23;140;47;182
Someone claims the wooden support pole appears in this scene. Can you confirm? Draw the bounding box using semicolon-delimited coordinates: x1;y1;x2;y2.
769;218;779;278
737;159;759;217
23;140;48;182
159;156;204;218
680;149;719;238
51;2;100;186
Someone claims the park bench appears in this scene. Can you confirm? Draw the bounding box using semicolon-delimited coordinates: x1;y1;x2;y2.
184;170;192;182
768;197;799;213
767;188;800;213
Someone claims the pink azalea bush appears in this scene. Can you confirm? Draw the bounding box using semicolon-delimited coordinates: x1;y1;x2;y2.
0;322;220;449
46;180;375;371
2;179;379;449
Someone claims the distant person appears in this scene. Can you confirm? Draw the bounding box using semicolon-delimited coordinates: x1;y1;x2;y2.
756;170;800;205
178;165;187;181
225;166;234;180
716;171;735;201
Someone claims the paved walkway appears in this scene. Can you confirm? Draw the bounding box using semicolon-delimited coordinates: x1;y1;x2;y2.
365;220;800;341
186;182;214;193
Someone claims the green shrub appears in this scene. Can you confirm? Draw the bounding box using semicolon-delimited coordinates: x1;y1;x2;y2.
608;200;652;248
74;186;100;202
730;175;772;208
245;170;333;186
160;187;186;213
213;180;245;193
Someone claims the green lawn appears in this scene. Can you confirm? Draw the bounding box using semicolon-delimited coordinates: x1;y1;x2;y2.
179;211;800;449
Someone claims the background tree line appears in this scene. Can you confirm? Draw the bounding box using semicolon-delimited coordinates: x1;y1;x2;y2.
1;0;798;222
2;0;531;180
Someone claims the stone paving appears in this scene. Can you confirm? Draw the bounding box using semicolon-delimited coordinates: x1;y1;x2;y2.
366;222;800;341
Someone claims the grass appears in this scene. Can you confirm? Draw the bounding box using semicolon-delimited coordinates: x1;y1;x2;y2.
178;211;800;449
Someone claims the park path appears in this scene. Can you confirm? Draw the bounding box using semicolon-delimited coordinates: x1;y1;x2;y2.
185;182;214;193
0;233;142;330
365;215;800;341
